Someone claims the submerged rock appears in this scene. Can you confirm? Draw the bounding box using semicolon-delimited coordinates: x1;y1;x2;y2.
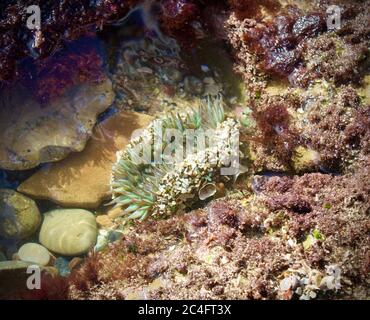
96;215;114;228
94;229;124;253
39;209;98;256
0;189;41;240
17;243;51;266
0;261;33;298
17;111;152;209
0;251;6;261
0;78;114;170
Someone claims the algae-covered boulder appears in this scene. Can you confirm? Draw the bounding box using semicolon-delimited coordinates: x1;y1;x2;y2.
0;79;114;170
17;111;153;209
39;209;98;256
0;189;41;240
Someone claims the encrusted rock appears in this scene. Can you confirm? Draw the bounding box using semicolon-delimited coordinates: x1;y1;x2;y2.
96;215;113;228
0;78;114;170
17;111;152;209
0;189;41;240
0;261;33;298
292;146;320;172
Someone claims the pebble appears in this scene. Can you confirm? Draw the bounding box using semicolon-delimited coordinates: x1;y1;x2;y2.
96;214;113;228
17;243;51;266
39;209;98;256
107;207;125;220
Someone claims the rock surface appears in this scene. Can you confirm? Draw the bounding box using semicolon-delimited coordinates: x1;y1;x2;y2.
0;260;33;298
0;251;6;261
0;78;114;170
18;111;153;209
17;243;51;266
0;189;41;240
39;209;98;256
96;215;113;228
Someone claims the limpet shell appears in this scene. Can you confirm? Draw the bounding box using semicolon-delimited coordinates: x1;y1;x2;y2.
198;183;217;201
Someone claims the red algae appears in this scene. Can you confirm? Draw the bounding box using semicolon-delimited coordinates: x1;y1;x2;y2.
228;0;281;20
0;0;368;302
229;1;369;87
19;37;106;104
161;0;199;30
0;0;205;86
251;99;301;168
0;1;135;85
243;8;326;79
66;160;369;299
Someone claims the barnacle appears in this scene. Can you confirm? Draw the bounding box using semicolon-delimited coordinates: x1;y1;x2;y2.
110;96;244;221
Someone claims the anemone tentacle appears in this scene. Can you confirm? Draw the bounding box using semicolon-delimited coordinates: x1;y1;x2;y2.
110;95;243;220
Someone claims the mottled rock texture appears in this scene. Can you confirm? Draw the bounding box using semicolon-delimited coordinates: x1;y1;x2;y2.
0;78;114;170
18;111;152;209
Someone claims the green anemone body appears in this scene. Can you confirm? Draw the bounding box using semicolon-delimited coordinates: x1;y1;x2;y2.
110;96;242;220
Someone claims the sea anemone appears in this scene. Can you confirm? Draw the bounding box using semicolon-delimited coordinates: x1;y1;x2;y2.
110;96;244;221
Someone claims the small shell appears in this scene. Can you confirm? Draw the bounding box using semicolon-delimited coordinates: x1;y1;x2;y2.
198;183;217;201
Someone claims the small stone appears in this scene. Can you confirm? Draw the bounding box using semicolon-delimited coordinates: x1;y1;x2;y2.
107;230;124;243
39;209;98;256
0;189;41;240
320;275;337;290
107;207;125;220
17;243;51;266
96;215;113;228
201;65;210;73
280;277;293;291
292;146;320;172
94;230;109;252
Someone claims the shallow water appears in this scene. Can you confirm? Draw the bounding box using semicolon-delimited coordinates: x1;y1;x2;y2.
0;5;243;262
